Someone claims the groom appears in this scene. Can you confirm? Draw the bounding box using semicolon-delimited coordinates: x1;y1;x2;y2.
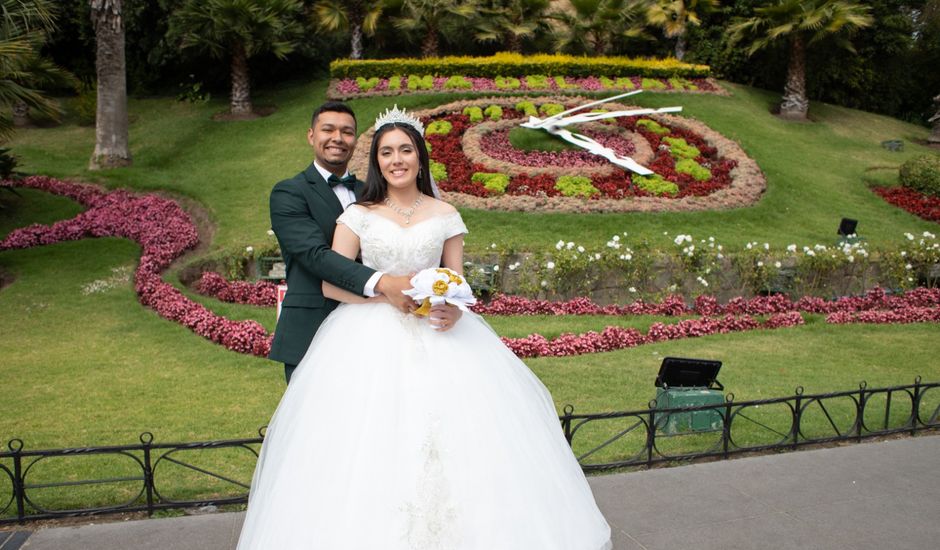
268;101;459;383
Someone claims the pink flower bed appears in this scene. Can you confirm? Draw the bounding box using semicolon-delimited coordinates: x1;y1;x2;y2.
478;127;636;167
501;312;805;358
0;176;273;357
196;271;278;306
472;287;940;317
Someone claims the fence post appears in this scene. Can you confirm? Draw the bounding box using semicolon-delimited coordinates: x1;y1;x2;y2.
912;376;922;435
9;440;25;523
792;387;803;450
722;394;734;460
857;381;867;443
561;405;574;445
646;400;657;469
141;433;155;516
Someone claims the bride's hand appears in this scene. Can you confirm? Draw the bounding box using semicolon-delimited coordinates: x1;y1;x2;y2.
367;294;390;304
429;303;462;332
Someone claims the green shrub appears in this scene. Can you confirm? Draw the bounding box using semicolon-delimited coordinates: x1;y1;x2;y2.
73;81;97;126
330;52;711;80
444;75;472;89
424;140;433;153
388;76;402;90
554;175;599;198
525;74;550;89
473;172;510;194
430;160;448;182
495;76;521;90
641;78;667;90
600;76;635;90
675;158;712;181
899;155;940;197
515;101;538;117
539;103;564;117
554;76;577;89
406;74;434;90
462;106;484;123
634;174;679;196
636;118;668;135
426;120;453;135
662;137;700;159
0;147;18;179
668;77;697;91
356;76;379;91
484;105;503;121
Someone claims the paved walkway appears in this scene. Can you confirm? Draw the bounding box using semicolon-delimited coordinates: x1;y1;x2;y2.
6;434;939;550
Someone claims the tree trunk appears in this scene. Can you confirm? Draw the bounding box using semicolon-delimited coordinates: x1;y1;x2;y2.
929;94;940;144
350;23;363;60
89;0;131;169
12;101;29;127
506;32;522;54
230;41;252;115
675;34;686;61
421;27;439;58
779;34;810;120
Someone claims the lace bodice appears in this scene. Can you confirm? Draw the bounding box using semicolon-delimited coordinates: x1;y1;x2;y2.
337;206;468;276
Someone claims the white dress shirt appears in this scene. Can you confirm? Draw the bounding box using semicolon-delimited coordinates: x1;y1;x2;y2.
312;161;382;296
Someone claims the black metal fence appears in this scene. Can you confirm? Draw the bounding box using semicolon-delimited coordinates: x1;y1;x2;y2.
2;379;937;524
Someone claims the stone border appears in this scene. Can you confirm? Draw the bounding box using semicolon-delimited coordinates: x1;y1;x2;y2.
349;96;765;213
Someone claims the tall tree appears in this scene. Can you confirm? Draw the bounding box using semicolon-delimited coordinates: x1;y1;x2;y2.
312;0;384;60
550;0;649;56
89;0;131;169
392;0;477;57
167;0;305;116
729;0;873;120
471;0;551;53
0;0;74;137
646;0;719;60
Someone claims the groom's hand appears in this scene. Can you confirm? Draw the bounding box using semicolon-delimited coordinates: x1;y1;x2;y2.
430;303;462;332
376;274;415;314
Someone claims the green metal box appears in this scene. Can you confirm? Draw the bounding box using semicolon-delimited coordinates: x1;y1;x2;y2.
653;357;725;436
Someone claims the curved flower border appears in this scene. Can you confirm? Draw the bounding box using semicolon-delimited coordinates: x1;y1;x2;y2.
873;186;940;224
327;76;729;101
349;96;766;213
0;177;273;357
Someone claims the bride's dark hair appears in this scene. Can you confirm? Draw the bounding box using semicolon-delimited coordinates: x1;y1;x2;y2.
360;122;435;204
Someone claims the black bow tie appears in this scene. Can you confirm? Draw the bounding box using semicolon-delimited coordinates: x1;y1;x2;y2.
328;173;357;191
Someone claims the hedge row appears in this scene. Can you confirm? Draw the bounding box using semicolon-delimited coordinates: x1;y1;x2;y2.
330;52;710;79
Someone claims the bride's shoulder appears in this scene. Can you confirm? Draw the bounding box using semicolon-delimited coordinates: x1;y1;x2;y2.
424;197;459;217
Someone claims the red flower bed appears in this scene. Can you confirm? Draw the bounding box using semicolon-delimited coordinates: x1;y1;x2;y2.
196;271;278;306
0;177;273;357
426;107;736;200
873;186;940;223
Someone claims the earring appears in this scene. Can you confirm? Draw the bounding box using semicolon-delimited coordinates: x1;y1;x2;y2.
418;167;424;179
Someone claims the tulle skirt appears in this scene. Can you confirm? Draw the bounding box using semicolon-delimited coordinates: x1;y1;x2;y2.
237;302;611;550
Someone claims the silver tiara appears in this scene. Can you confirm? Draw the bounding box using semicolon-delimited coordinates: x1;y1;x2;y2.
374;104;425;136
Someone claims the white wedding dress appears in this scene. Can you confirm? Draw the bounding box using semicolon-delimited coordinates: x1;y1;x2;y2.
237;206;612;550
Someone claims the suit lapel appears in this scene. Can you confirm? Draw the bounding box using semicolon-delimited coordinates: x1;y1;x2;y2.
304;163;344;218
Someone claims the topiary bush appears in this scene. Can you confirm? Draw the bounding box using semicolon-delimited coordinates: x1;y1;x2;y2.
899;155;940;197
472;172;510;194
462;106;484;123
426;120;453;135
555;175;599;198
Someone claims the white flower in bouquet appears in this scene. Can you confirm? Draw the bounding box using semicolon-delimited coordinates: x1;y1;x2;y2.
403;267;477;315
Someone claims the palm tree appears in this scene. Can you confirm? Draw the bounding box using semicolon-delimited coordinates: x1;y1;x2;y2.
0;0;74;138
471;0;551;53
646;0;719;60
550;0;648;56
391;0;477;58
90;0;131;169
312;0;384;60
167;0;305;116
729;0;873;120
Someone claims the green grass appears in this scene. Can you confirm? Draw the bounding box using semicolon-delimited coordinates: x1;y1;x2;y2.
2;79;940;515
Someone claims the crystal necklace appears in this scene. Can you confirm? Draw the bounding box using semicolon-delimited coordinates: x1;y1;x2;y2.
384;194;423;225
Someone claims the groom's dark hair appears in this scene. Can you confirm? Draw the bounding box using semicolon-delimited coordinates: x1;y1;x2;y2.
311;101;357;129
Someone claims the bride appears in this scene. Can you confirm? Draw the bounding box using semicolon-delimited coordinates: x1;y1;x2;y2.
236;107;612;550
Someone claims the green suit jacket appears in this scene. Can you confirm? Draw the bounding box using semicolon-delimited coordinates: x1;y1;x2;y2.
267;162;376;365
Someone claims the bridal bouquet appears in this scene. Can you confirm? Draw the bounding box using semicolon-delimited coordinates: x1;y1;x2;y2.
403;267;477;315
